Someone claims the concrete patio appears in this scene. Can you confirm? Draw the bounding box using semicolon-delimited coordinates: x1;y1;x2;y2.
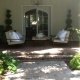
4;60;80;80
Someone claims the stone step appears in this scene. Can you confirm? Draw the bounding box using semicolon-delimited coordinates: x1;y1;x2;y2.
12;54;73;62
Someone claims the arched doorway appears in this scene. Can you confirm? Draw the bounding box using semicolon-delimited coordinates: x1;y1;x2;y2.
22;5;51;40
25;9;48;40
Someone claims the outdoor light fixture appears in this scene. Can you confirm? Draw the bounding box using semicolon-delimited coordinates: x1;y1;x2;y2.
31;0;43;5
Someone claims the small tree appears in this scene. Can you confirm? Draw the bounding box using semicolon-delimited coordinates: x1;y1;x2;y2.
5;9;12;31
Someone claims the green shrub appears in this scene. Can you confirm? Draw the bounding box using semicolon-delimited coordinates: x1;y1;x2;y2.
70;52;80;70
0;51;20;75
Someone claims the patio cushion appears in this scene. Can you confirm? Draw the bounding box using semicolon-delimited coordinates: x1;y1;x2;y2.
55;29;64;38
8;31;21;42
16;31;23;39
55;29;67;41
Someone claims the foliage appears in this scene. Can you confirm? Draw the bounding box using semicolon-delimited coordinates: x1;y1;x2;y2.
72;28;80;39
0;51;19;75
5;9;12;31
70;52;80;70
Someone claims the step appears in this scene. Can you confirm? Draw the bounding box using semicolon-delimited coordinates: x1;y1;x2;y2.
11;54;73;62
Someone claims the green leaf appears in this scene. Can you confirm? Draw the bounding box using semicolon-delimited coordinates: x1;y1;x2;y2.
0;51;20;75
8;66;12;70
70;52;80;69
0;68;4;74
77;66;80;69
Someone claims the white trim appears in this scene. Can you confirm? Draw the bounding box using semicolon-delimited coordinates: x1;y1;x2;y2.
50;5;52;37
36;8;38;34
21;6;23;35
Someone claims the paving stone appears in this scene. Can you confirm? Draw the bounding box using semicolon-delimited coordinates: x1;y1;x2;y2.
4;61;80;80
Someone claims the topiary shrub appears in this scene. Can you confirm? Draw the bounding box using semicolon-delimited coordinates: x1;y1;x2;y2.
5;9;12;31
70;52;80;70
0;51;20;75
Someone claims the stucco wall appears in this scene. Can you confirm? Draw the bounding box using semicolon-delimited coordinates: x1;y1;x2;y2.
0;0;79;41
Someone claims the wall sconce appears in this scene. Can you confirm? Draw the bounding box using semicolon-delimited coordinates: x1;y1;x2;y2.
31;0;43;5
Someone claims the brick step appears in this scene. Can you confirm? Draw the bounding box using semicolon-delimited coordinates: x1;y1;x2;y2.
12;54;73;62
16;57;71;62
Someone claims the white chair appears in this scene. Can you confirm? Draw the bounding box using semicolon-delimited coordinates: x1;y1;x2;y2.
5;30;25;45
52;31;70;43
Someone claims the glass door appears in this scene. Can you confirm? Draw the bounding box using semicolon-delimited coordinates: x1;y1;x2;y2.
38;10;48;36
25;8;48;39
25;9;37;37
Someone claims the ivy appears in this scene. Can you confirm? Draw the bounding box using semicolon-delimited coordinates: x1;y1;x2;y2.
70;52;80;70
0;51;20;75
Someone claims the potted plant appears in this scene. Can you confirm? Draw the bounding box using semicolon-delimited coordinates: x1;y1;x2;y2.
0;25;4;42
